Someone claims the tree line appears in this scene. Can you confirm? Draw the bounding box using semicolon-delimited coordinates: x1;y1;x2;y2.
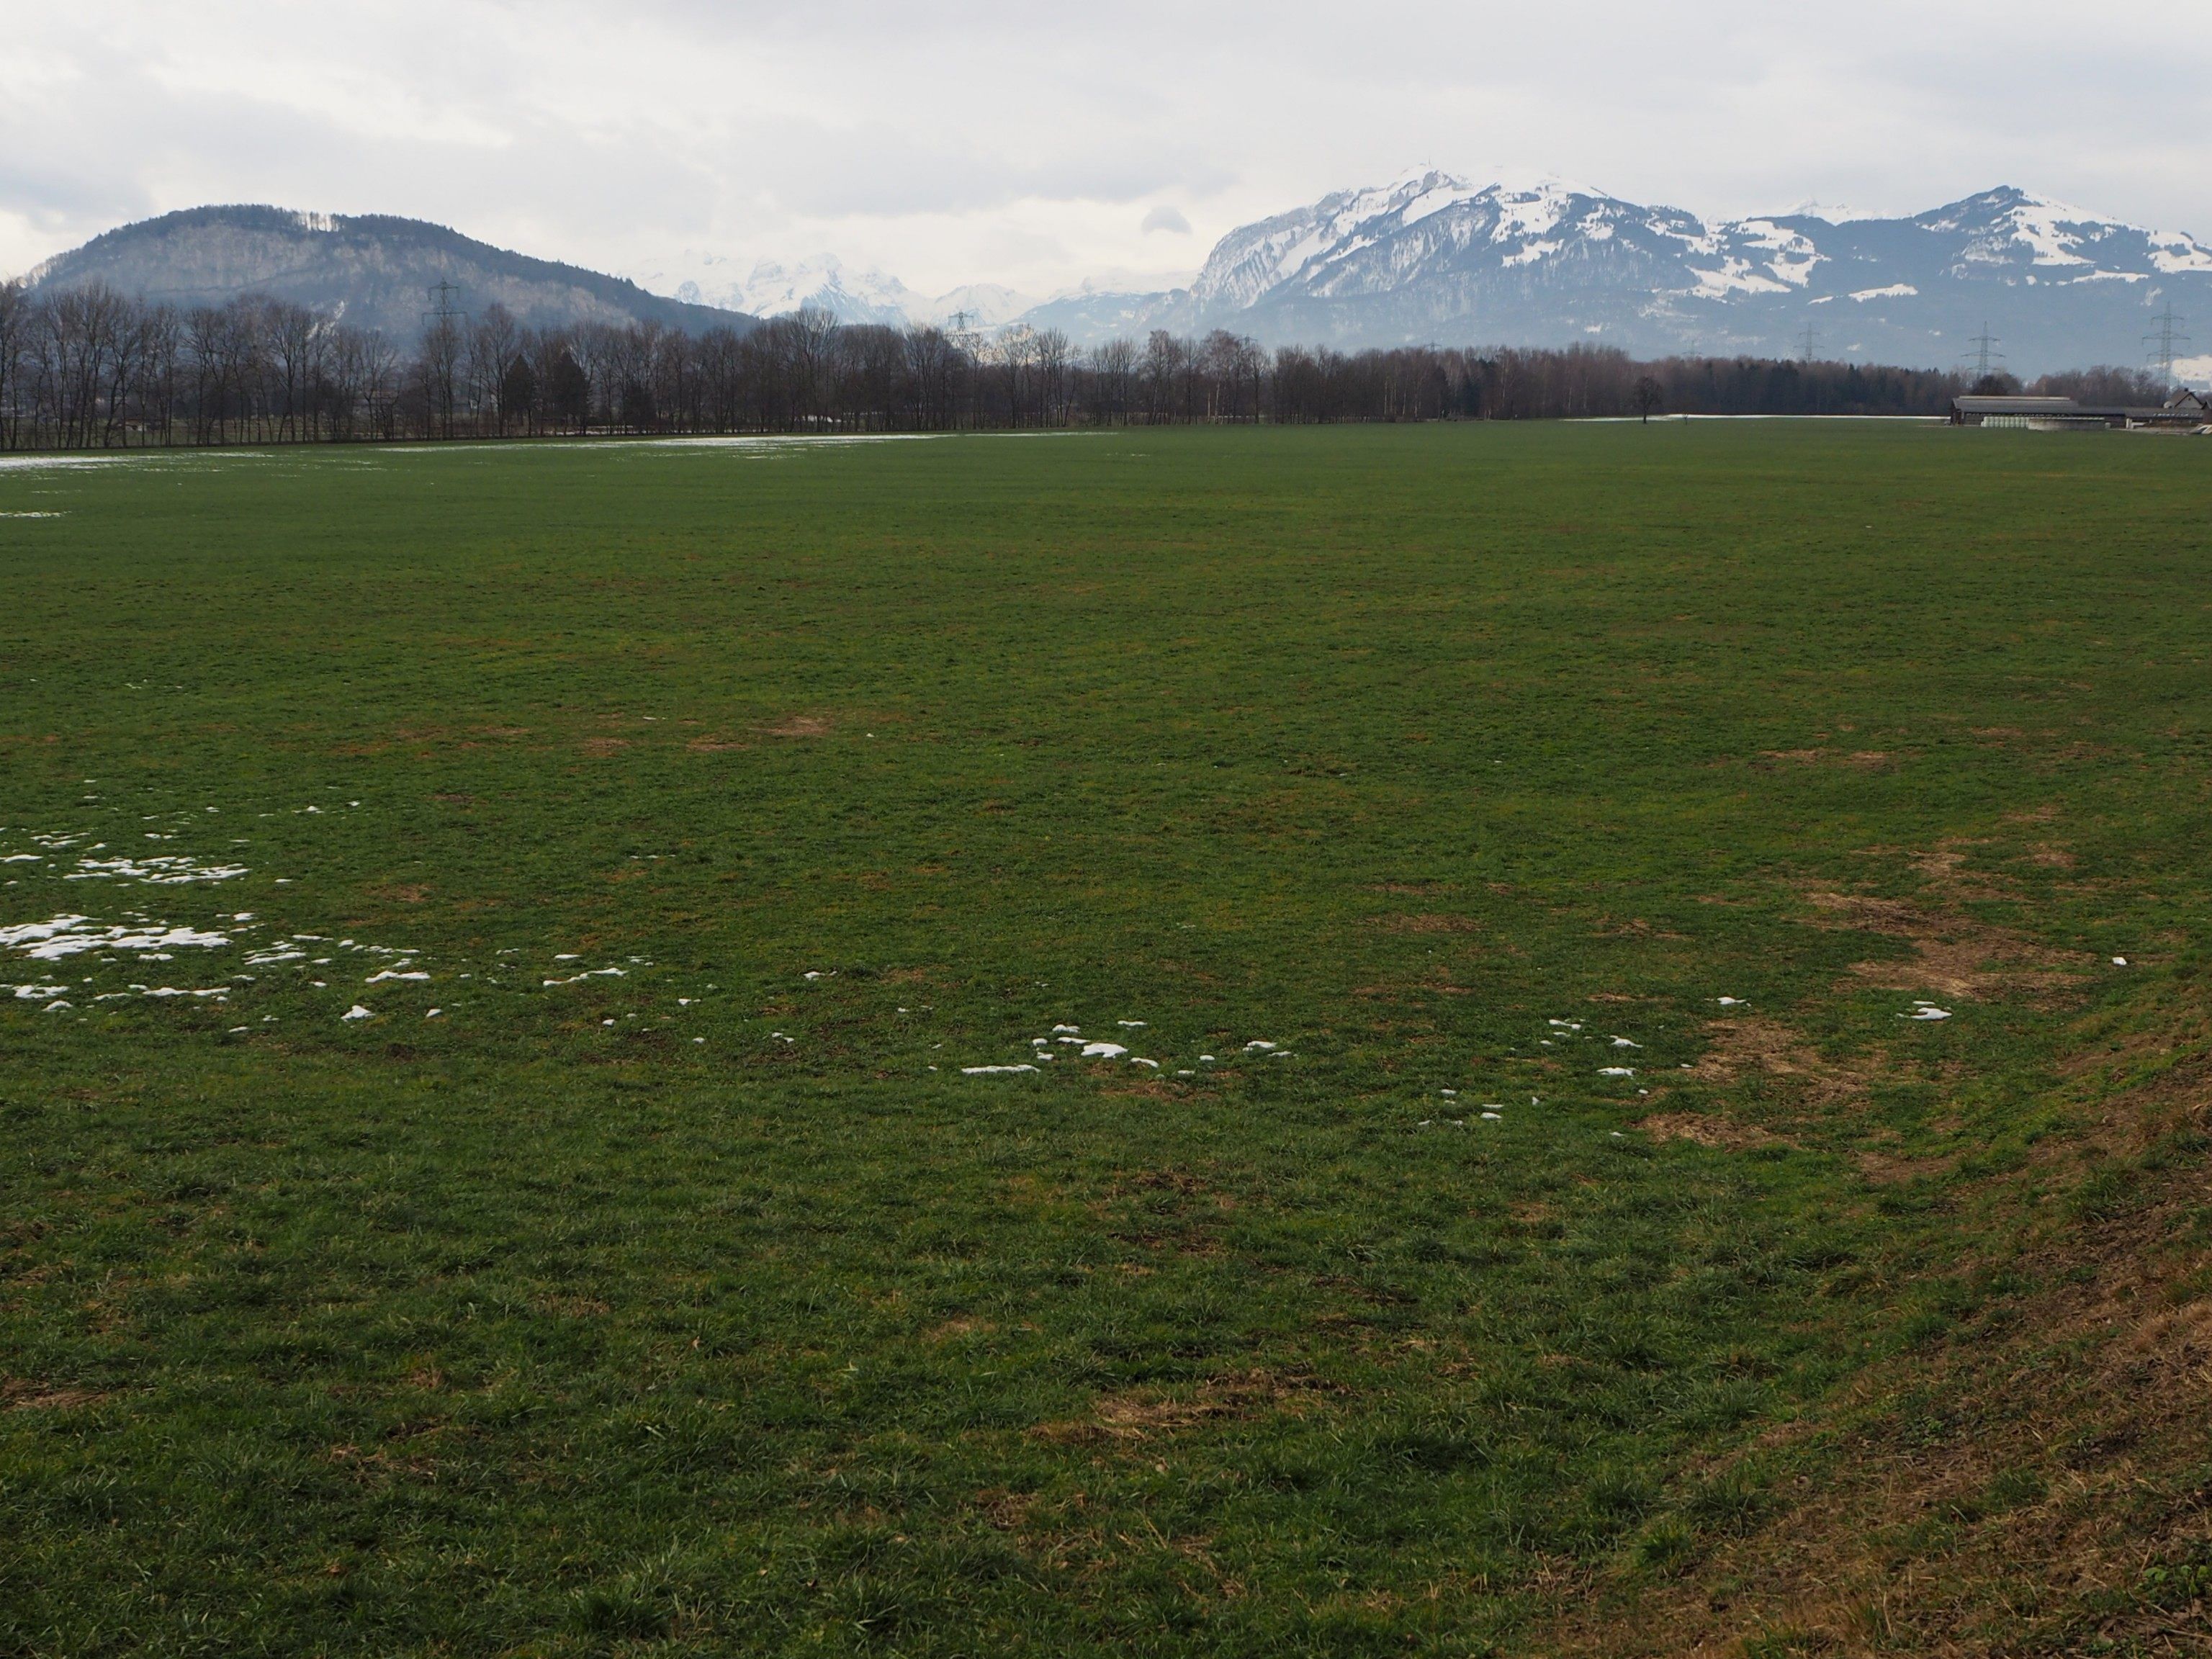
0;276;2152;449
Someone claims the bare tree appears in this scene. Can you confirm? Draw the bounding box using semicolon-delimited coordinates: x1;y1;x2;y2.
0;279;24;449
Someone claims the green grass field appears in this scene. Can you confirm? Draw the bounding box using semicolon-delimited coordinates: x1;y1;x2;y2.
2;424;2208;1656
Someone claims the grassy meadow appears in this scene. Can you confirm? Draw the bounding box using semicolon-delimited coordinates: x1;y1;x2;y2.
1;423;2208;1655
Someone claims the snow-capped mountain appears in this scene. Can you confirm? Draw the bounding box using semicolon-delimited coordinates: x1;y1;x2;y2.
1015;172;2212;374
647;253;1037;331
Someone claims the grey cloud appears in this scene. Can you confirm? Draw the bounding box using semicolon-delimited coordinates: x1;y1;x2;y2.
1141;205;1192;235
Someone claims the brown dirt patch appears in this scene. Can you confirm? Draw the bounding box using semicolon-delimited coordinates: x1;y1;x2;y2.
1807;890;2087;1002
3;1380;107;1411
761;715;832;738
531;1295;611;1318
1031;1370;1340;1445
1755;749;1896;769
686;737;752;752
1689;1015;1869;1110
1375;913;1483;934
1639;1112;1787;1151
1853;1146;1955;1184
577;737;629;757
922;1317;994;1344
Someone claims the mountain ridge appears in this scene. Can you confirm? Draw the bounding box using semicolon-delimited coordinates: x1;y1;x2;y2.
24;205;755;338
1010;174;2212;375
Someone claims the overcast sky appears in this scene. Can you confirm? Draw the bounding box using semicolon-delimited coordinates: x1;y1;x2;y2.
6;1;2211;300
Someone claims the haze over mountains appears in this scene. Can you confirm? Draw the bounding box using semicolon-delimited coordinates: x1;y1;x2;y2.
22;176;2212;378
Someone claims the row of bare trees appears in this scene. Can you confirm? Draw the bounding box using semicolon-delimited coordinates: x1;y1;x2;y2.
2;277;2042;449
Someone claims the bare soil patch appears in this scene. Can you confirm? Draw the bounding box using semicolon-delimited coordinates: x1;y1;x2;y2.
3;1380;107;1411
1031;1370;1341;1446
1639;1112;1787;1151
1689;1015;1870;1111
1375;913;1483;934
1807;890;2087;1002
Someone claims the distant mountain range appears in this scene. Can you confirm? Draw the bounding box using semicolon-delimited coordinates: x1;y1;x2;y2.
23;205;753;338
22;181;2212;376
1007;174;2212;376
632;252;1038;331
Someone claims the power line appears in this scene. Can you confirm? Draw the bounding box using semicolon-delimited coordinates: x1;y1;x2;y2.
421;280;467;332
2144;301;2189;389
1964;322;2003;379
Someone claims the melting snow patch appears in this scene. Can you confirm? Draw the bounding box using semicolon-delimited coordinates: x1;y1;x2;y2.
1053;1023;1081;1034
1080;1041;1128;1059
1244;1040;1277;1052
1611;1036;1641;1048
9;983;68;999
365;968;430;983
1;916;230;961
1905;1003;1952;1021
544;967;626;986
961;1064;1038;1076
1480;1111;1503;1121
1130;1057;1159;1069
341;1005;374;1021
1118;1020;1146;1028
66;855;248;884
2112;956;2128;966
1599;1066;1636;1077
1717;997;1748;1007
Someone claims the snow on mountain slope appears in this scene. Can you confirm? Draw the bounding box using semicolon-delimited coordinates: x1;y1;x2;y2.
1024;174;2212;374
639;254;1036;331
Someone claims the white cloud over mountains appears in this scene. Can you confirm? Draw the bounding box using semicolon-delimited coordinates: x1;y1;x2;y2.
3;1;2208;302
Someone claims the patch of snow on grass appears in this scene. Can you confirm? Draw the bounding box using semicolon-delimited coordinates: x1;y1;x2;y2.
66;854;248;884
1;915;230;961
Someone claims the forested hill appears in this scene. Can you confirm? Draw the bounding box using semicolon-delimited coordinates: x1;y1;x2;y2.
25;206;755;338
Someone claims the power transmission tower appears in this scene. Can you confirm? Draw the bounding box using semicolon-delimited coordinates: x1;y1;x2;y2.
1964;323;2003;379
421;280;468;333
1799;323;1818;365
2144;301;2189;390
418;282;469;440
